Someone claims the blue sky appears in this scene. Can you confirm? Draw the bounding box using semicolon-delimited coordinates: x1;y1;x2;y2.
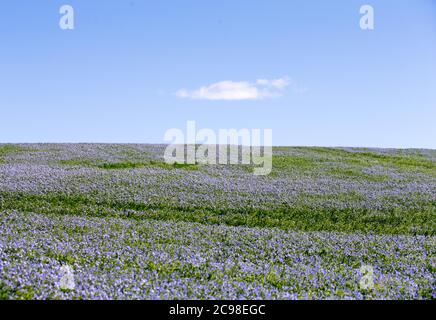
1;0;435;148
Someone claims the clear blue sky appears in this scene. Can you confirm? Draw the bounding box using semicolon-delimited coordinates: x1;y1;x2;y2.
1;0;435;148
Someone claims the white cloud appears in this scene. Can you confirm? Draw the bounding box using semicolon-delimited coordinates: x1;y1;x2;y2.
175;77;293;101
256;77;291;89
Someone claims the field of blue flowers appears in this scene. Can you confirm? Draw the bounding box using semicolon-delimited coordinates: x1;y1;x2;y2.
0;144;435;299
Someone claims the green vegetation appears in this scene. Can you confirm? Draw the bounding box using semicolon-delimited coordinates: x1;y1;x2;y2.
98;161;148;169
1;191;434;235
0;145;33;163
1;145;435;300
272;155;319;170
0;282;13;300
58;159;94;167
59;159;199;171
2;145;435;235
0;145;29;155
306;147;436;171
325;167;388;182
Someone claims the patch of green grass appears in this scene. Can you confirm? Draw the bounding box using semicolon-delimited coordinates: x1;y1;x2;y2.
307;147;436;171
272;155;320;172
0;282;13;300
58;159;199;171
325;167;389;182
1;191;434;235
45;250;76;265
97;161;147;169
0;145;28;155
272;146;293;152
98;160;199;171
0;145;35;163
170;162;199;170
58;159;94;167
0;281;36;300
14;286;35;300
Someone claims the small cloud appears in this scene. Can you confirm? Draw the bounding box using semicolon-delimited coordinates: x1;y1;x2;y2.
175;76;295;101
256;77;291;89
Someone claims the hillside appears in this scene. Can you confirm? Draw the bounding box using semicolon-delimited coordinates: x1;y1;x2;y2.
0;144;435;299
